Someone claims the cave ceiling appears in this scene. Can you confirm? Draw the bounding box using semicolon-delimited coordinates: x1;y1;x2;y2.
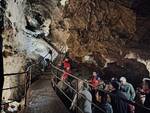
23;0;150;60
64;0;150;60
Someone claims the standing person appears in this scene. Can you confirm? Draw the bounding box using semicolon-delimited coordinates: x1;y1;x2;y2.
120;77;135;113
120;77;135;101
89;72;100;105
80;82;92;113
110;81;128;113
142;78;150;113
58;57;71;70
41;58;49;72
89;72;100;90
94;91;113;113
61;67;71;81
70;81;92;113
63;57;71;70
135;78;150;113
61;57;73;82
45;58;50;70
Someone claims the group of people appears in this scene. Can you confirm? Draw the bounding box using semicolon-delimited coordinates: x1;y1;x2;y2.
80;73;150;113
57;57;150;113
81;72;132;113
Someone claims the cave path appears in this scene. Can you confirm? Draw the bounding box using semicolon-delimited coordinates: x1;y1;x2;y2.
24;72;70;113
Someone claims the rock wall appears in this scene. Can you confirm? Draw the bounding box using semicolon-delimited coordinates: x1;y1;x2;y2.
2;0;59;100
65;0;135;59
64;0;150;74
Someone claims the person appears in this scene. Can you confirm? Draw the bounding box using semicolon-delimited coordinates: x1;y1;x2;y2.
120;77;135;101
45;58;50;69
89;72;100;105
41;58;49;72
61;67;71;81
94;91;113;113
110;80;128;113
120;77;135;113
142;78;150;112
63;57;71;70
58;57;71;70
97;77;105;90
80;82;92;113
70;81;92;113
89;72;100;89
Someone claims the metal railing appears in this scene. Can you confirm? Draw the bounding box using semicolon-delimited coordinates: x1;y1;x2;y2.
1;39;65;108
2;72;28;106
27;42;150;113
50;63;150;113
1;51;51;107
51;69;106;113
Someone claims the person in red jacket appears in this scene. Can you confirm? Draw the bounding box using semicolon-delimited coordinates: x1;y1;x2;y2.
61;67;71;81
89;72;100;89
89;72;100;105
63;58;71;70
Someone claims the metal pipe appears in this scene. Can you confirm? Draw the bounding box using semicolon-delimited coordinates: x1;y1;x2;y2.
4;72;27;76
24;73;28;106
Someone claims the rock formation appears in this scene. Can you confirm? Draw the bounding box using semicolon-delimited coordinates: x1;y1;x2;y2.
64;0;150;78
2;0;150;100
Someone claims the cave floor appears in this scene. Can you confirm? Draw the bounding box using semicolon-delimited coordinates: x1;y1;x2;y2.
23;73;70;113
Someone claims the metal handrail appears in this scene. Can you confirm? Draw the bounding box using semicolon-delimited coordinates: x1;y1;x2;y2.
4;51;50;76
50;63;150;112
1;39;66;108
53;81;84;113
52;71;106;113
4;72;27;76
2;84;25;91
1;50;52;107
47;43;150;112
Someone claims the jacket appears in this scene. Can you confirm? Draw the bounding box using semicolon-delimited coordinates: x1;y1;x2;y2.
111;90;128;113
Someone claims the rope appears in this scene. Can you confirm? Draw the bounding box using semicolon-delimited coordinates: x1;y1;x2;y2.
52;71;107;113
50;63;150;112
53;80;84;113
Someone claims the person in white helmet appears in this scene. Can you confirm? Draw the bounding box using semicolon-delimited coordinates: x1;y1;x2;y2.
120;77;135;101
120;77;135;113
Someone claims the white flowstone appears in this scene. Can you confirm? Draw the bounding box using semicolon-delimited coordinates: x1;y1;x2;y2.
3;0;58;99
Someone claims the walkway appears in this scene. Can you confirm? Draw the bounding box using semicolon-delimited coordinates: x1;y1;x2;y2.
24;72;70;113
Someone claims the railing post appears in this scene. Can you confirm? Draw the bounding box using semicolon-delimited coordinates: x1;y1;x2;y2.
24;72;28;107
76;80;79;113
29;67;32;85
